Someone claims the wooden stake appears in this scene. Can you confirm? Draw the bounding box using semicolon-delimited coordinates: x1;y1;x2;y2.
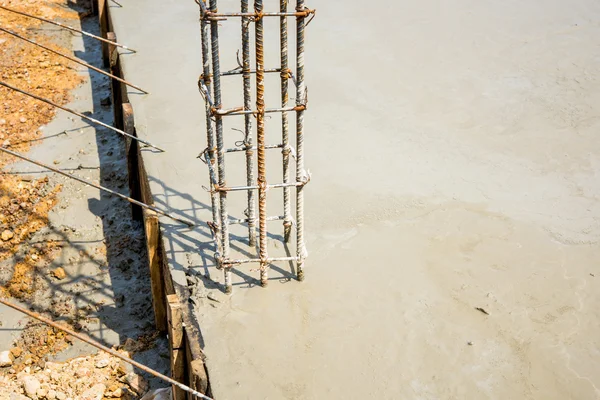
167;294;184;349
143;209;167;332
99;0;108;66
107;32;118;67
168;294;186;400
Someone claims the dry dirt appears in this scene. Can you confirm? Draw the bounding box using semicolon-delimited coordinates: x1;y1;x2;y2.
0;0;84;300
0;1;168;398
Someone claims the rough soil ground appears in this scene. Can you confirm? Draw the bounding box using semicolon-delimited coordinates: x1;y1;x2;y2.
0;1;168;398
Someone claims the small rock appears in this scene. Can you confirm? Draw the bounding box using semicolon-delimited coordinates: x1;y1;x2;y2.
94;358;109;369
107;384;120;392
22;376;41;398
10;347;22;358
56;392;66;400
108;388;122;398
47;389;57;400
0;350;13;366
1;229;14;241
37;388;48;398
19;116;27;123
9;394;30;400
2;139;10;148
75;367;90;378
0;119;5;125
125;372;148;394
51;267;66;280
31;254;38;261
80;383;106;400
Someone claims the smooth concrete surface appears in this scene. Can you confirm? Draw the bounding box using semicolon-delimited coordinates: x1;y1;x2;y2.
111;1;600;398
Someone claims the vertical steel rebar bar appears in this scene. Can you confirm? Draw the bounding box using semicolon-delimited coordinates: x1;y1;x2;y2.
200;0;220;251
241;0;257;248
295;0;307;281
255;0;269;287
209;0;232;293
280;0;292;243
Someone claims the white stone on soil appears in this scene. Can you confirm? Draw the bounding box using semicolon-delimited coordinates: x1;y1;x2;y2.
0;350;13;367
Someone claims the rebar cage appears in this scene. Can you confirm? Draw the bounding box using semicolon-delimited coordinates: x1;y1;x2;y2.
196;0;314;294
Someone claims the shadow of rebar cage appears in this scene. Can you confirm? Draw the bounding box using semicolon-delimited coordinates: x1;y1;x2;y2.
196;0;315;294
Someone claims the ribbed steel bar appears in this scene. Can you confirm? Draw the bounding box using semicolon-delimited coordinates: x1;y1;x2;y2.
0;28;147;94
0;147;194;227
280;0;292;243
295;0;307;281
241;0;257;247
0;5;136;52
0;81;164;152
255;0;269;287
209;0;232;294
199;1;220;250
0;298;211;399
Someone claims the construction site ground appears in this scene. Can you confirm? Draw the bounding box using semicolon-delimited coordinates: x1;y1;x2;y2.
0;1;168;398
2;0;600;399
109;0;600;399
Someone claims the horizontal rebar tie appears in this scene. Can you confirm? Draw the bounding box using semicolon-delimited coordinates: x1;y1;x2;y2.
201;10;315;20
218;256;300;267
228;215;293;225
212;104;305;116
212;180;309;193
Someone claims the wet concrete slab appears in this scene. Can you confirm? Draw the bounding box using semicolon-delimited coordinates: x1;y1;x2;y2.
110;0;600;398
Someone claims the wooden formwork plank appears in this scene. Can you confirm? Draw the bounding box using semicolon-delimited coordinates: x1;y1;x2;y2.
143;209;167;332
107;32;118;67
183;318;209;398
101;2;210;397
168;294;186;400
122;103;142;221
167;294;184;349
171;348;187;400
122;103;134;153
99;0;109;66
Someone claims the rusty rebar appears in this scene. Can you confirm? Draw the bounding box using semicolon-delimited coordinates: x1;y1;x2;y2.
0;298;211;399
0;147;194;227
295;0;307;281
255;0;269;287
0;5;136;52
198;1;220;249
241;0;257;247
280;0;292;243
0;81;164;152
0;28;147;94
209;0;232;294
